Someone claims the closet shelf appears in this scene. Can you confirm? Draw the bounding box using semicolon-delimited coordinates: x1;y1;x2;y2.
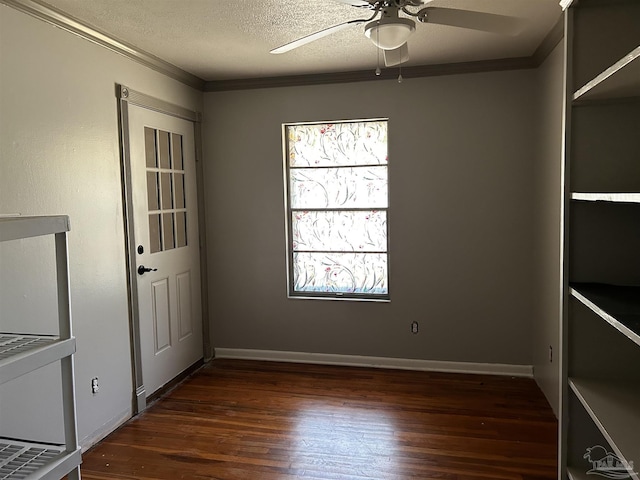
0;438;81;480
573;46;640;102
571;193;640;203
0;334;76;386
571;284;640;347
569;379;640;480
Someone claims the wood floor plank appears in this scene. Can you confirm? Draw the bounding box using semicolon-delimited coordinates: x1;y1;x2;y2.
77;359;557;479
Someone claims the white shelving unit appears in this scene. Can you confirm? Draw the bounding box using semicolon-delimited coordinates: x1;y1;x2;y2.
0;216;81;479
560;1;640;479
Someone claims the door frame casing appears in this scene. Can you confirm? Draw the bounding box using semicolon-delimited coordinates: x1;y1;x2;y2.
116;84;211;414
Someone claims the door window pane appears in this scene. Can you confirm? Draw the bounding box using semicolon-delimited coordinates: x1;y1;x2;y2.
176;212;187;248
160;173;173;210
158;130;171;169
163;213;175;250
147;172;159;211
144;127;157;168
174;173;185;209
172;133;184;170
149;214;162;253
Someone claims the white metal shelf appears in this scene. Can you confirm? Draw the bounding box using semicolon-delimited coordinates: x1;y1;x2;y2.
0;438;81;480
571;193;640;204
0;334;76;386
0;216;81;479
570;284;640;348
574;46;640;102
569;379;640;480
0;216;70;243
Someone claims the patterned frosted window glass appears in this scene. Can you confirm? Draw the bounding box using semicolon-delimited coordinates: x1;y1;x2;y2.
144;127;188;253
290;167;387;209
285;120;389;299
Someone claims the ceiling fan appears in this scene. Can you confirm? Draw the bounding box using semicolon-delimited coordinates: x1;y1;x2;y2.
270;0;522;67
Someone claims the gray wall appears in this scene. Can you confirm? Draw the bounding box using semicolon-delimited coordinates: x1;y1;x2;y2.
202;70;539;366
0;5;202;445
532;42;565;416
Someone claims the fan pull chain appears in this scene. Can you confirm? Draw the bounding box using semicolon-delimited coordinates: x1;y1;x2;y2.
398;64;403;83
375;20;381;76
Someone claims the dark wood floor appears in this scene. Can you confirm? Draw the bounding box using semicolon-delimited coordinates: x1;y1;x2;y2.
78;359;557;479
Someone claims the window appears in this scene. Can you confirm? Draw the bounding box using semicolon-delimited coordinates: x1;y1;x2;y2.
284;119;389;300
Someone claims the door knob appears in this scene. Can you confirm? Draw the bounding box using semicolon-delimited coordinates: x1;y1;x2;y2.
137;265;157;275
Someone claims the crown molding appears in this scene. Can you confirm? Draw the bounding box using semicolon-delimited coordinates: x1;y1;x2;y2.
1;0;206;91
204;56;537;92
531;14;565;67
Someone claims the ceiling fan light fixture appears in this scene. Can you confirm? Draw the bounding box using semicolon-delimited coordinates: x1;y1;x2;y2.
365;17;415;50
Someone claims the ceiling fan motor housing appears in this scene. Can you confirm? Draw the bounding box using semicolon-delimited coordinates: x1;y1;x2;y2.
364;8;416;50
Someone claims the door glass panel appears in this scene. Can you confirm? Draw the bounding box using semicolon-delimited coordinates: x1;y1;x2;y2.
163;213;175;250
174;173;185;209
158;130;171;169
144;128;187;251
160;173;173;209
149;214;162;253
176;212;187;248
146;172;159;210
172;133;183;170
144;127;157;168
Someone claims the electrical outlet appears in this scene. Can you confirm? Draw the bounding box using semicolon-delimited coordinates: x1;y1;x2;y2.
411;321;419;334
549;345;553;363
91;377;99;394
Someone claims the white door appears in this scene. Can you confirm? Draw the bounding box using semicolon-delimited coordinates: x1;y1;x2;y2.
128;104;203;396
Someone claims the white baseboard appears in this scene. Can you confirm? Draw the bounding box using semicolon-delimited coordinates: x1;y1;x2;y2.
79;406;132;452
214;348;533;378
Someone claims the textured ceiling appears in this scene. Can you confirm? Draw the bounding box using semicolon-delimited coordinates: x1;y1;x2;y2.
39;0;562;82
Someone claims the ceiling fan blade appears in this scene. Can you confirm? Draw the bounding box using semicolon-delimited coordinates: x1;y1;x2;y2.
383;43;409;67
270;19;366;54
421;7;523;36
332;0;375;7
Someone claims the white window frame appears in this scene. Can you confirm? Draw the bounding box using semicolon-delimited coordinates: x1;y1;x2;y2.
283;118;390;301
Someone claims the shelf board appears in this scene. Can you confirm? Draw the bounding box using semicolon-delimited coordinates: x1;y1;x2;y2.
571;192;640;204
571;284;640;348
574;46;640;102
569;378;640;480
0;215;70;242
0;334;76;386
0;438;81;480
